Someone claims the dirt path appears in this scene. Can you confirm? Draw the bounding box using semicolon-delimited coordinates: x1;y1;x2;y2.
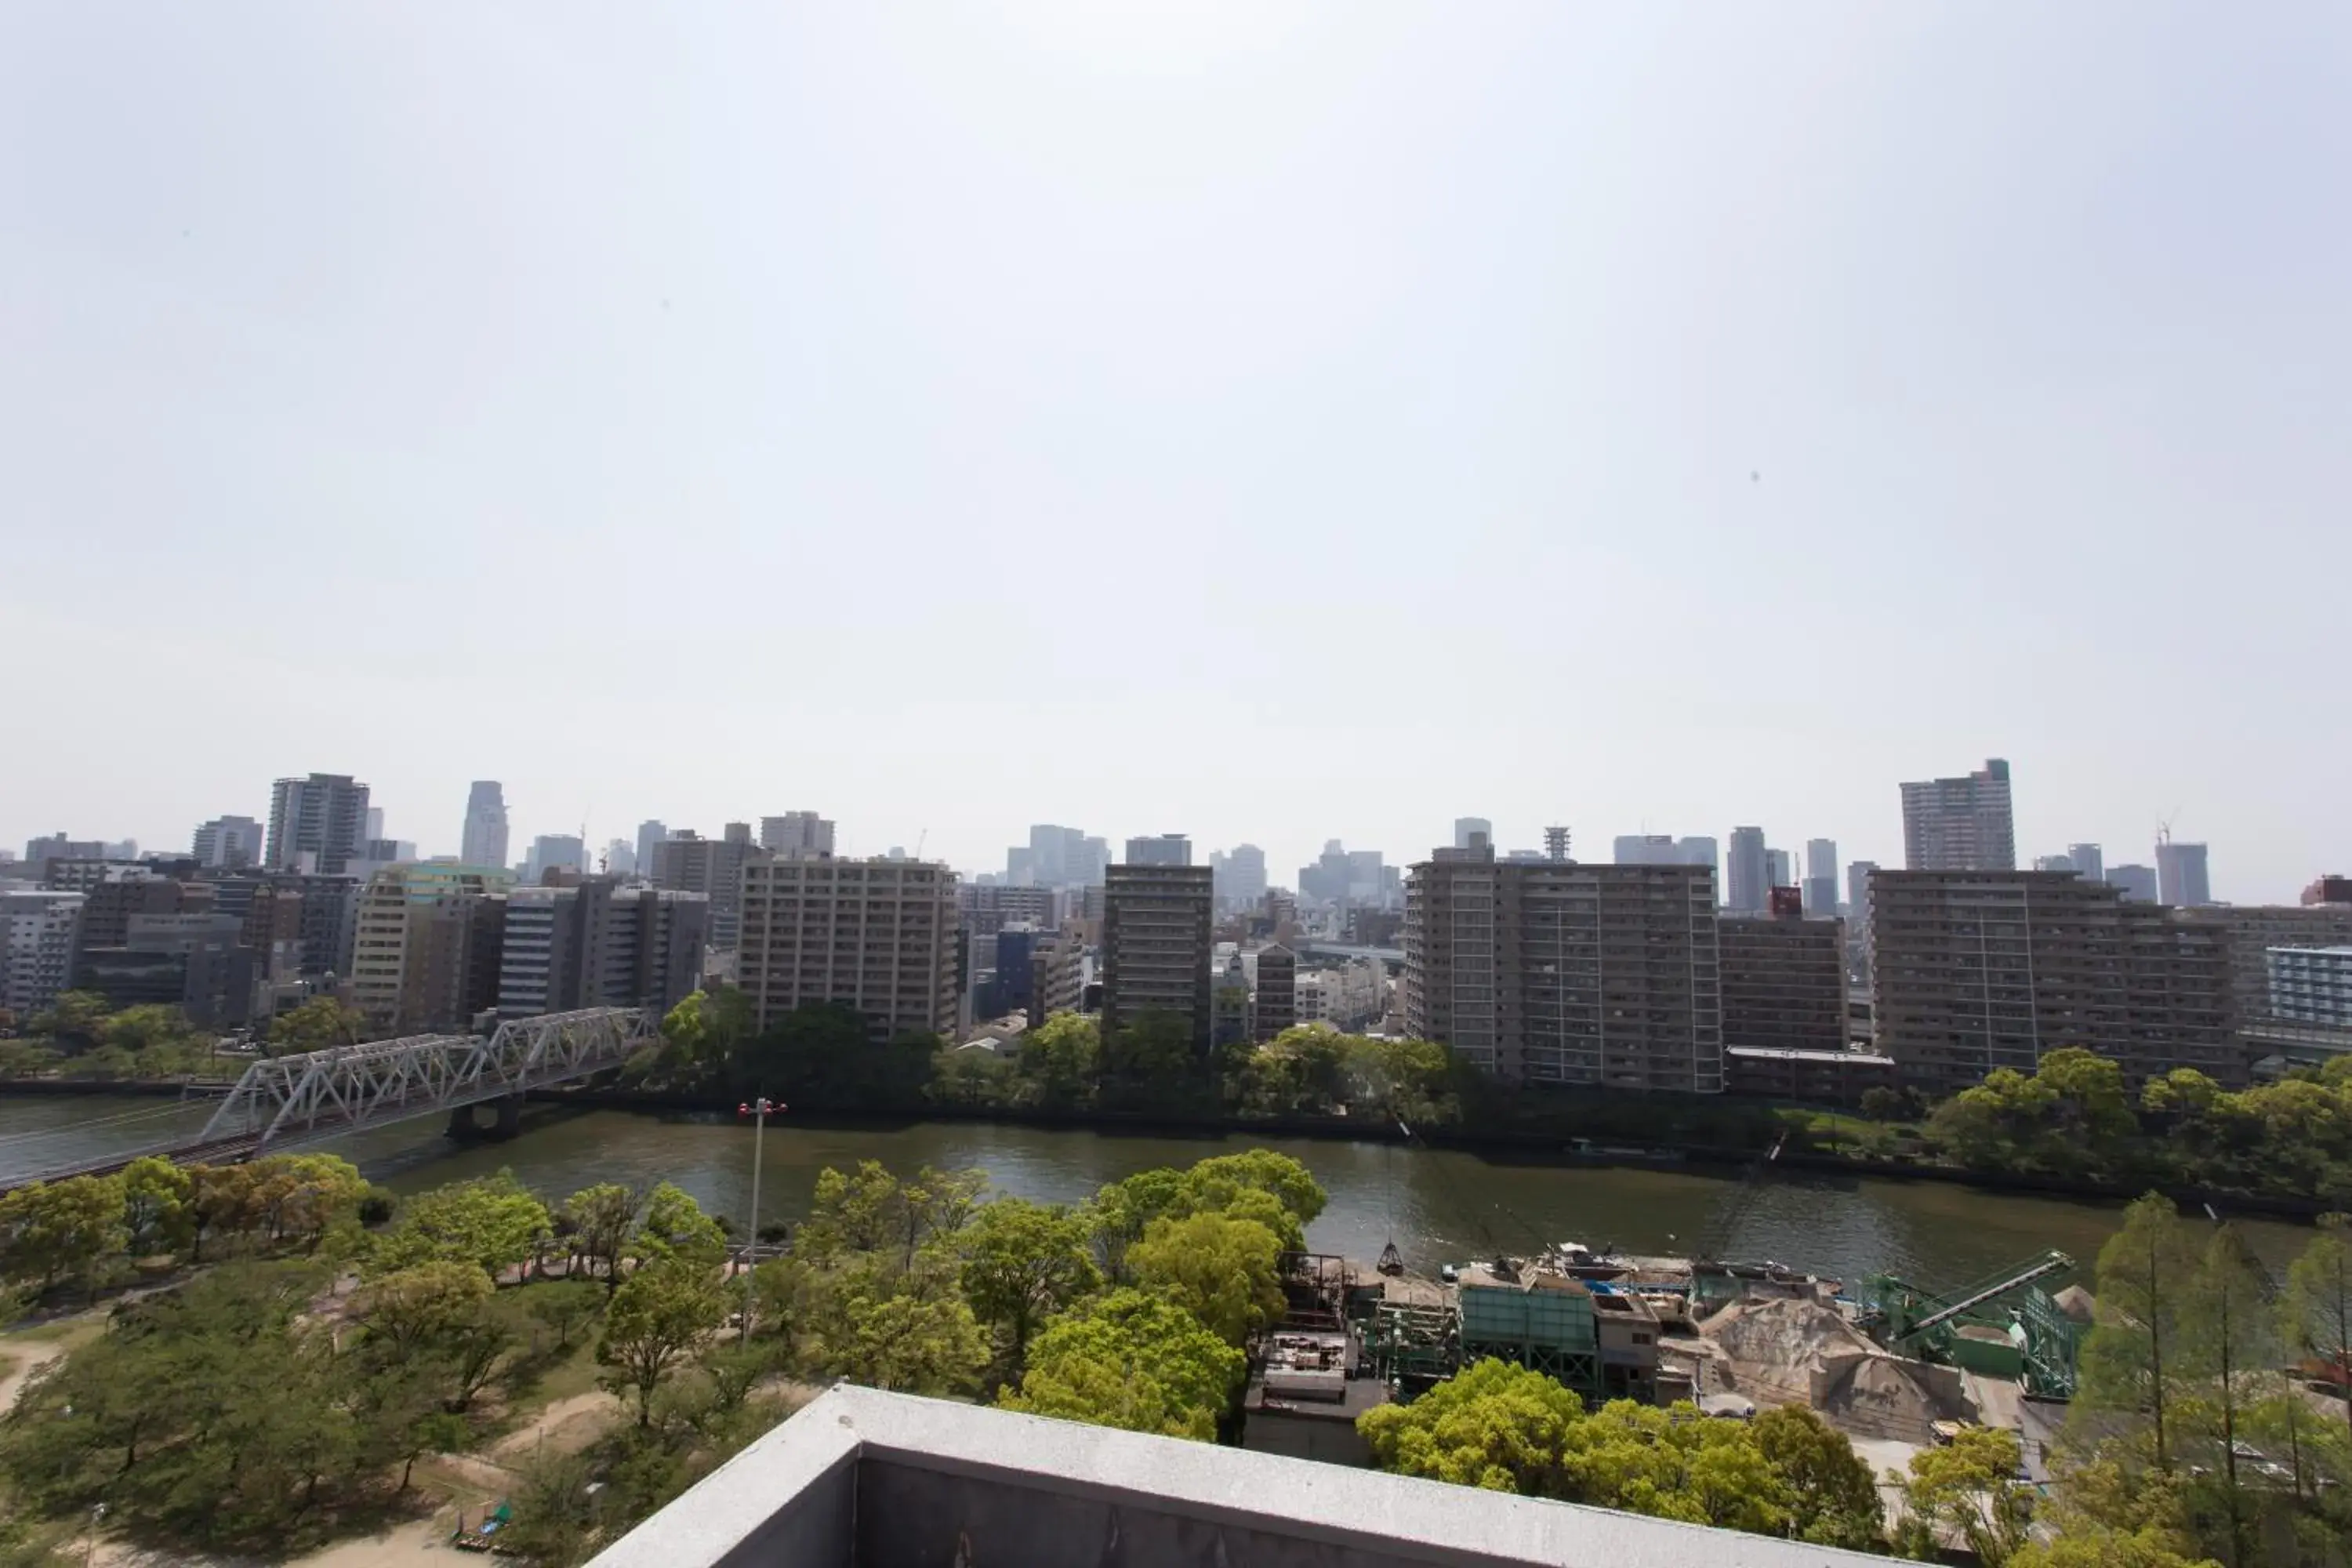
0;1339;64;1414
491;1388;620;1463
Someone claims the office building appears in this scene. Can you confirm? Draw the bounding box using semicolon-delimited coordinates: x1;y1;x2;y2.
1846;862;1877;917
347;864;509;1036
78;913;256;1027
1123;833;1192;868
523;834;586;885
2303;876;2352;906
736;855;957;1039
1453;818;1491;851
1899;757;2015;872
1295;958;1386;1031
1211;844;1269;909
191;815;263;871
760;812;836;857
2194;904;2352;1025
461;782;510;871
1802;839;1838;919
2155;839;2212;907
2268;947;2352;1029
634;820;669;880
208;870;361;979
23;835;108;870
1;890;85;1016
1763;848;1792;891
1102;863;1215;1051
2110;863;2159;903
602;838;637;877
1212;953;1252;1048
73;868;216;958
958;883;1055;938
1867;869;2238;1095
1020;825;1109;888
265;773;372;874
1403;844;1722;1091
2033;855;2074;874
652;829;757;949
2067;844;2105;884
1719;905;1846;1055
1252;943;1297;1042
497;879;710;1019
1725;826;1768;915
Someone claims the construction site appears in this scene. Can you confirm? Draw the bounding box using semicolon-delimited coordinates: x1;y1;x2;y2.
1242;1149;2089;1502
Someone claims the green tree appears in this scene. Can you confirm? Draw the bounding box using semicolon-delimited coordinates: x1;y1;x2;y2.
102;1004;195;1055
1751;1406;1886;1551
797;1160;984;1271
0;1174;125;1296
1001;1289;1243;1441
27;991;110;1053
118;1155;194;1258
1125;1210;1287;1346
598;1258;728;1427
560;1181;642;1290
957;1197;1101;1380
371;1169;551;1279
1896;1425;2034;1566
357;1259;494;1352
265;996;365;1054
525;1277;604;1349
2077;1192;2198;1472
1360;1358;1588;1494
826;1283;990;1395
1103;1008;1197;1087
2178;1225;2279;1568
2283;1214;2352;1455
633;1181;727;1267
1019;1012;1100;1103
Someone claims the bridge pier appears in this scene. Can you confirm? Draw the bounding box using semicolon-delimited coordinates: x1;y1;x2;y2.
446;1095;524;1143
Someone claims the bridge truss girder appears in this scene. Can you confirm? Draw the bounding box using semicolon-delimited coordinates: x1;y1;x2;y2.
199;1007;655;1152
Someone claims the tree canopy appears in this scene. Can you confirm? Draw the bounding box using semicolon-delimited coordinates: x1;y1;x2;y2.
1000;1288;1243;1441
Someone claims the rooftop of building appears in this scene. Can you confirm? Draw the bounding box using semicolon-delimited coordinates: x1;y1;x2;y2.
584;1385;1901;1567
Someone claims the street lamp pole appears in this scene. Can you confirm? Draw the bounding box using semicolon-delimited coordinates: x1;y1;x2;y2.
735;1096;780;1345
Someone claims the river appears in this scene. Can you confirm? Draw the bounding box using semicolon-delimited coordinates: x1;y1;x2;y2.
0;1094;2317;1287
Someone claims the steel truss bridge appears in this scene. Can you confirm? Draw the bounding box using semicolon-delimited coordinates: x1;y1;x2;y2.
0;1007;654;1192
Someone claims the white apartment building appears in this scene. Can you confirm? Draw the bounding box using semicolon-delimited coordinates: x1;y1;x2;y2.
1;890;85;1016
738;856;957;1040
2269;946;2352;1029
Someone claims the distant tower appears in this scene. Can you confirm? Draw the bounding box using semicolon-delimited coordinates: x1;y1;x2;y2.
461;782;510;871
1543;826;1571;862
1454;818;1492;851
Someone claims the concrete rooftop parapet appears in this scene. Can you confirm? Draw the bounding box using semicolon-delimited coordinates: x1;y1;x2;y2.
589;1383;1907;1567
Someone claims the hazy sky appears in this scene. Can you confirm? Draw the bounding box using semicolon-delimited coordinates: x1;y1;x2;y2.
5;4;2347;899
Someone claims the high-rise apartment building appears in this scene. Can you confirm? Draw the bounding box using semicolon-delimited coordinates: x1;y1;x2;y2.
347;864;509;1036
1403;845;1722;1091
1453;818;1492;851
1900;757;2015;872
2155;840;2212;907
1;890;85;1016
760;812;836;857
2110;864;2159;903
1725;827;1769;915
1102;863;1215;1051
1802;840;1838;919
2067;844;2105;884
2267;947;2352;1029
265;774;372;874
1123;834;1192;869
1868;869;2238;1095
461;782;510;871
191;815;264;870
1846;862;1878;917
736;856;957;1040
1252;943;1298;1042
2191;904;2352;1027
1719;906;1847;1054
652;830;757;949
497;879;710;1019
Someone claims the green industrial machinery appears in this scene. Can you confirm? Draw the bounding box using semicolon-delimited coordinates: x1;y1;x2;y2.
1860;1250;2079;1399
1367;1301;1461;1396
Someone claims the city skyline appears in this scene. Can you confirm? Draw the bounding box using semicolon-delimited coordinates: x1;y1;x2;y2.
7;9;2347;906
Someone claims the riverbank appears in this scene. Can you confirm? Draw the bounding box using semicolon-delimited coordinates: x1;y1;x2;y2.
0;1077;2335;1221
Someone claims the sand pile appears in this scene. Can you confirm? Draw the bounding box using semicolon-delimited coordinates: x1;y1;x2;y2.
1817;1353;1955;1437
1701;1294;1876;1387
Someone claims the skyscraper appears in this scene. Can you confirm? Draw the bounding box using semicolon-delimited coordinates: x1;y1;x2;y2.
635;820;669;880
2110;864;2160;903
264;774;371;874
2067;844;2105;884
191;815;264;870
1846;861;1878;917
524;835;586;884
461;782;510;871
1900;757;2016;871
602;839;637;877
1726;827;1768;915
1123;834;1192;868
1454;818;1492;851
2155;840;2212;907
1763;848;1793;891
1211;844;1268;909
1803;839;1838;919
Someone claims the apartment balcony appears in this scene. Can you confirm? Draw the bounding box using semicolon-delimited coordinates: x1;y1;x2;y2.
586;1385;1900;1568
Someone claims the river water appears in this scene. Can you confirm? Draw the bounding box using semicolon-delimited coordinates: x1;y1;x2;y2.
0;1094;2314;1288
